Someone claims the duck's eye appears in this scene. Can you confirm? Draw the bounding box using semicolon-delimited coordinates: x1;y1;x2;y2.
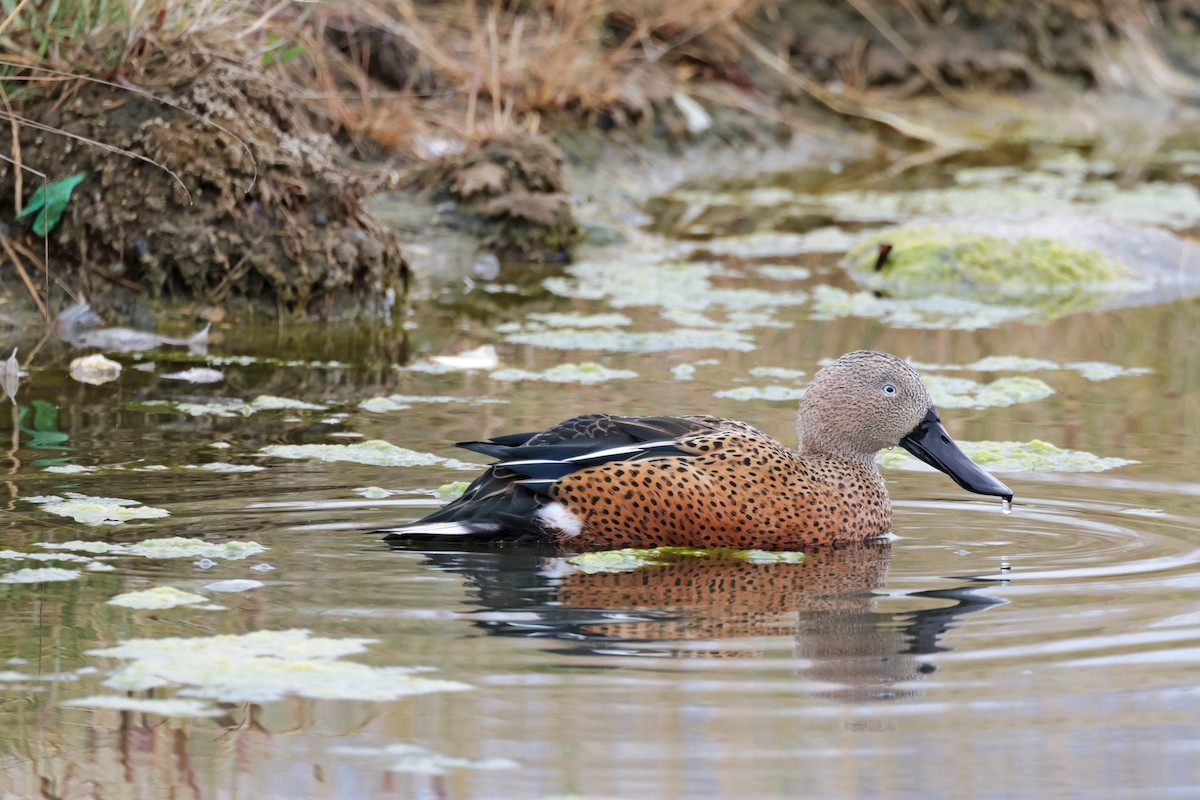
883;383;897;395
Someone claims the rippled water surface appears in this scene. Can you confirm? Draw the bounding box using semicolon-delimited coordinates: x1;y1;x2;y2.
2;145;1200;799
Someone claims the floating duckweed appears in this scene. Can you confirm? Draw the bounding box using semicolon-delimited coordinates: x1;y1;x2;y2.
1067;361;1152;381
749;366;807;380
0;550;93;563
0;567;82;583
923;375;1054;409
714;385;809;401
333;743;518;775
526;312;632;328
108;587;210;610
25;493;169;526
879;440;1136;473
810;285;1032;330
566;547;806;574
184;462;266;473
964;356;1060;372
360;397;410;413
88;629;471;704
356;486;396;499
752;265;815;281
503;327;756;352
37;537;266;560
260;441;479;470
44;464;97;474
203;579;264;592
844;227;1133;299
692;228;856;258
169;395;326;418
63;696;220;718
671;364;697;380
435;481;471;500
489;363;638;384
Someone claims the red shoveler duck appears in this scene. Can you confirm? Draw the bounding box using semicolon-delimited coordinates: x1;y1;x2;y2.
383;350;1013;550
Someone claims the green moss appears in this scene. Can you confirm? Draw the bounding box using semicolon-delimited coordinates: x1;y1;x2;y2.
844;227;1133;300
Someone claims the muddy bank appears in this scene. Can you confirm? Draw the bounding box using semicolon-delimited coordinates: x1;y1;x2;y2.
0;61;410;323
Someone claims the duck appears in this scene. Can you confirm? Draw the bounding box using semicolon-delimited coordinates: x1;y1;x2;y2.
382;350;1013;550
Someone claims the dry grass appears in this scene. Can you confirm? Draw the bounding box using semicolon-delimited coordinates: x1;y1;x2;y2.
297;0;776;154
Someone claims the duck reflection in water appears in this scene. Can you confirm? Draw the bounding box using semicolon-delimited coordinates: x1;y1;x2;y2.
402;539;1005;703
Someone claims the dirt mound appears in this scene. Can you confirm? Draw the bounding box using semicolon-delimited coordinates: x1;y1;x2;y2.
0;60;410;321
408;132;581;263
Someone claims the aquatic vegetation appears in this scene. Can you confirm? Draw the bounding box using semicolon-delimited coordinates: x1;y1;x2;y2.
879;440;1136;473
0;550;93;563
504;326;756;352
566;547;805;574
25;493;169;525
332;743;518;775
87;629;471;704
356;486;396;499
0;567;81;583
489;363;638;384
749;366;807;380
811;285;1033;329
184;462;266;472
160;367;224;383
1068;361;1152;381
36;537;266;560
923;375;1054;409
204;579;264;592
44;464;97;474
689;228;856;258
844;227;1133;299
714;385;809;401
63;696;221;718
108;587;210;610
261;440;479;469
436;481;471;500
525;312;632;328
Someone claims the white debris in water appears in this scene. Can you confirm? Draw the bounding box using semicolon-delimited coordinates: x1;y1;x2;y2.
69;354;122;386
43;464;97;474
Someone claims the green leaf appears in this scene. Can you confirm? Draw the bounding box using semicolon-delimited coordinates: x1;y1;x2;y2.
16;172;86;235
263;43;304;68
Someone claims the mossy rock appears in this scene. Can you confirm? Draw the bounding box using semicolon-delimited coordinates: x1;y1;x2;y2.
844;226;1134;300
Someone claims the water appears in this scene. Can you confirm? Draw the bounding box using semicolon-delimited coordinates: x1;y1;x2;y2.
2;145;1200;799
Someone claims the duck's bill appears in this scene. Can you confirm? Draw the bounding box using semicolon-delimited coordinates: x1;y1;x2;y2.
899;409;1014;501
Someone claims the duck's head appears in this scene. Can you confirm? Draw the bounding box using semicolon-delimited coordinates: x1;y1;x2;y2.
797;350;1013;502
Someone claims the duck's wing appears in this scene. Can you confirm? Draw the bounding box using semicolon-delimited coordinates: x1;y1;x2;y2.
381;414;737;543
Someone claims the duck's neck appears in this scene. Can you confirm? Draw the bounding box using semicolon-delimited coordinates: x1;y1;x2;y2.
797;437;880;472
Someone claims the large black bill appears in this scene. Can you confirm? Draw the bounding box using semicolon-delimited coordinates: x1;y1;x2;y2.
899;409;1014;501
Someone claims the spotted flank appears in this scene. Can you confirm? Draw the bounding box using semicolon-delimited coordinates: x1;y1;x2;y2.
382;351;1014;550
